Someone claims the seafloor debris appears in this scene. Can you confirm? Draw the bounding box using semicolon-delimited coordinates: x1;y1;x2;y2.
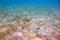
0;17;60;40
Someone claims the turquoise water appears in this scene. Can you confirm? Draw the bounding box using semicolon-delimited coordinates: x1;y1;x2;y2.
0;0;60;20
0;1;60;40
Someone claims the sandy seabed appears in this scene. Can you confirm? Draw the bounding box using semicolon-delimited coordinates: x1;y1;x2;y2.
0;17;60;40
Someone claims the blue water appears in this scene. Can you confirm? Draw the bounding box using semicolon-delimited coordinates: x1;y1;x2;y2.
0;0;60;7
0;0;60;19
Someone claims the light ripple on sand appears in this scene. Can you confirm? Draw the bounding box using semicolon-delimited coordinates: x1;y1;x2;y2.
0;17;60;40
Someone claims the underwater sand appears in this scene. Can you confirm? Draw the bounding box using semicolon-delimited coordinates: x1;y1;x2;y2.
0;8;60;40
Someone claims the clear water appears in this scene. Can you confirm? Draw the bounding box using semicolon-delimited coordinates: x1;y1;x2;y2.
0;0;60;40
0;0;60;22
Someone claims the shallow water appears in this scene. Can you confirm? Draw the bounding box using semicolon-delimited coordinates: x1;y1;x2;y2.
0;0;60;40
